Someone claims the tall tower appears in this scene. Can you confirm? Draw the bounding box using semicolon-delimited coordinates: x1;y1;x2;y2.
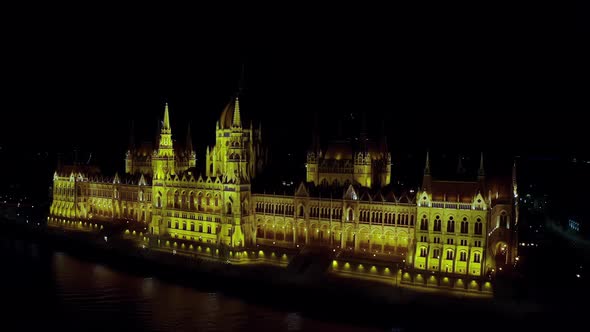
306;112;320;184
206;90;257;247
152;103;175;179
378;119;391;187
186;123;196;168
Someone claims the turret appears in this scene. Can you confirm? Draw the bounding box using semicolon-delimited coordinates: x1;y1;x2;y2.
186;123;196;168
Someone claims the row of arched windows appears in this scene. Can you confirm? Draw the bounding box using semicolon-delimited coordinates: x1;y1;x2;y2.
357;211;414;225
420;215;483;235
308;207;343;219
165;191;220;211
167;220;212;234
421;247;482;263
255;202;295;215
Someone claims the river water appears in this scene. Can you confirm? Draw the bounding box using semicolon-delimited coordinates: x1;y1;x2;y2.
1;236;385;332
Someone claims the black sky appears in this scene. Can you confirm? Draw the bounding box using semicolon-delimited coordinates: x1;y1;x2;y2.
1;8;587;168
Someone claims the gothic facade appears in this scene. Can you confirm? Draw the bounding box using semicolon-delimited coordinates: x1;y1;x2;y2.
48;94;518;277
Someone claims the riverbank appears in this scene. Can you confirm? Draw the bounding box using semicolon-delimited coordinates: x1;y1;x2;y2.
1;219;555;331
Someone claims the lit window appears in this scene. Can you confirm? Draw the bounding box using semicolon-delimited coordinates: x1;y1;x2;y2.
474;253;481;263
420;247;427;257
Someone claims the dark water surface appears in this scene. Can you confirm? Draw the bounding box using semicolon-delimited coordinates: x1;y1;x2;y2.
1;237;383;332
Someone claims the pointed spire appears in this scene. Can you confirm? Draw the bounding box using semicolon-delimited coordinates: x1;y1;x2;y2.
113;172;120;184
478;152;485;177
186;123;194;152
163;103;171;130
233;97;241;127
424;150;431;175
512;159;518;194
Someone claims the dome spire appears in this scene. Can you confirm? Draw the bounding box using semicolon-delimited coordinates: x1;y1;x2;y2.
233;97;241;127
163;102;171;131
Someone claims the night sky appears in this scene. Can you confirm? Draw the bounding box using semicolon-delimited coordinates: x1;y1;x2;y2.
1;11;587;196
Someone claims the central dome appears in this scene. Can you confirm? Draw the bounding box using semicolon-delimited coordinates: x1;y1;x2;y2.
219;97;238;129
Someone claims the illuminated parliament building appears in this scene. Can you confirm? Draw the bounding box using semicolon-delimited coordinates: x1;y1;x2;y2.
48;92;518;279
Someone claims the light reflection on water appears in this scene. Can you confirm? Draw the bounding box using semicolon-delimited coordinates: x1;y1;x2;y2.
1;238;382;332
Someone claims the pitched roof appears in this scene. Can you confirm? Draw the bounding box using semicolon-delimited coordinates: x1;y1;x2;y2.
430;180;480;202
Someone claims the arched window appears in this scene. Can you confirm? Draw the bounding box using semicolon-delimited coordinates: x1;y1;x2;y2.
500;211;508;228
446;249;454;260
420;247;427;257
410;215;414;226
226;202;232;215
172;191;179;209
298;205;304;217
188;193;194;210
459;251;467;261
461;217;469;234
180;191;186;209
420;215;428;230
348;209;354;221
434;216;441;232
257;225;264;238
474;218;483;235
447;217;455;233
473;252;481;263
432;248;440;258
